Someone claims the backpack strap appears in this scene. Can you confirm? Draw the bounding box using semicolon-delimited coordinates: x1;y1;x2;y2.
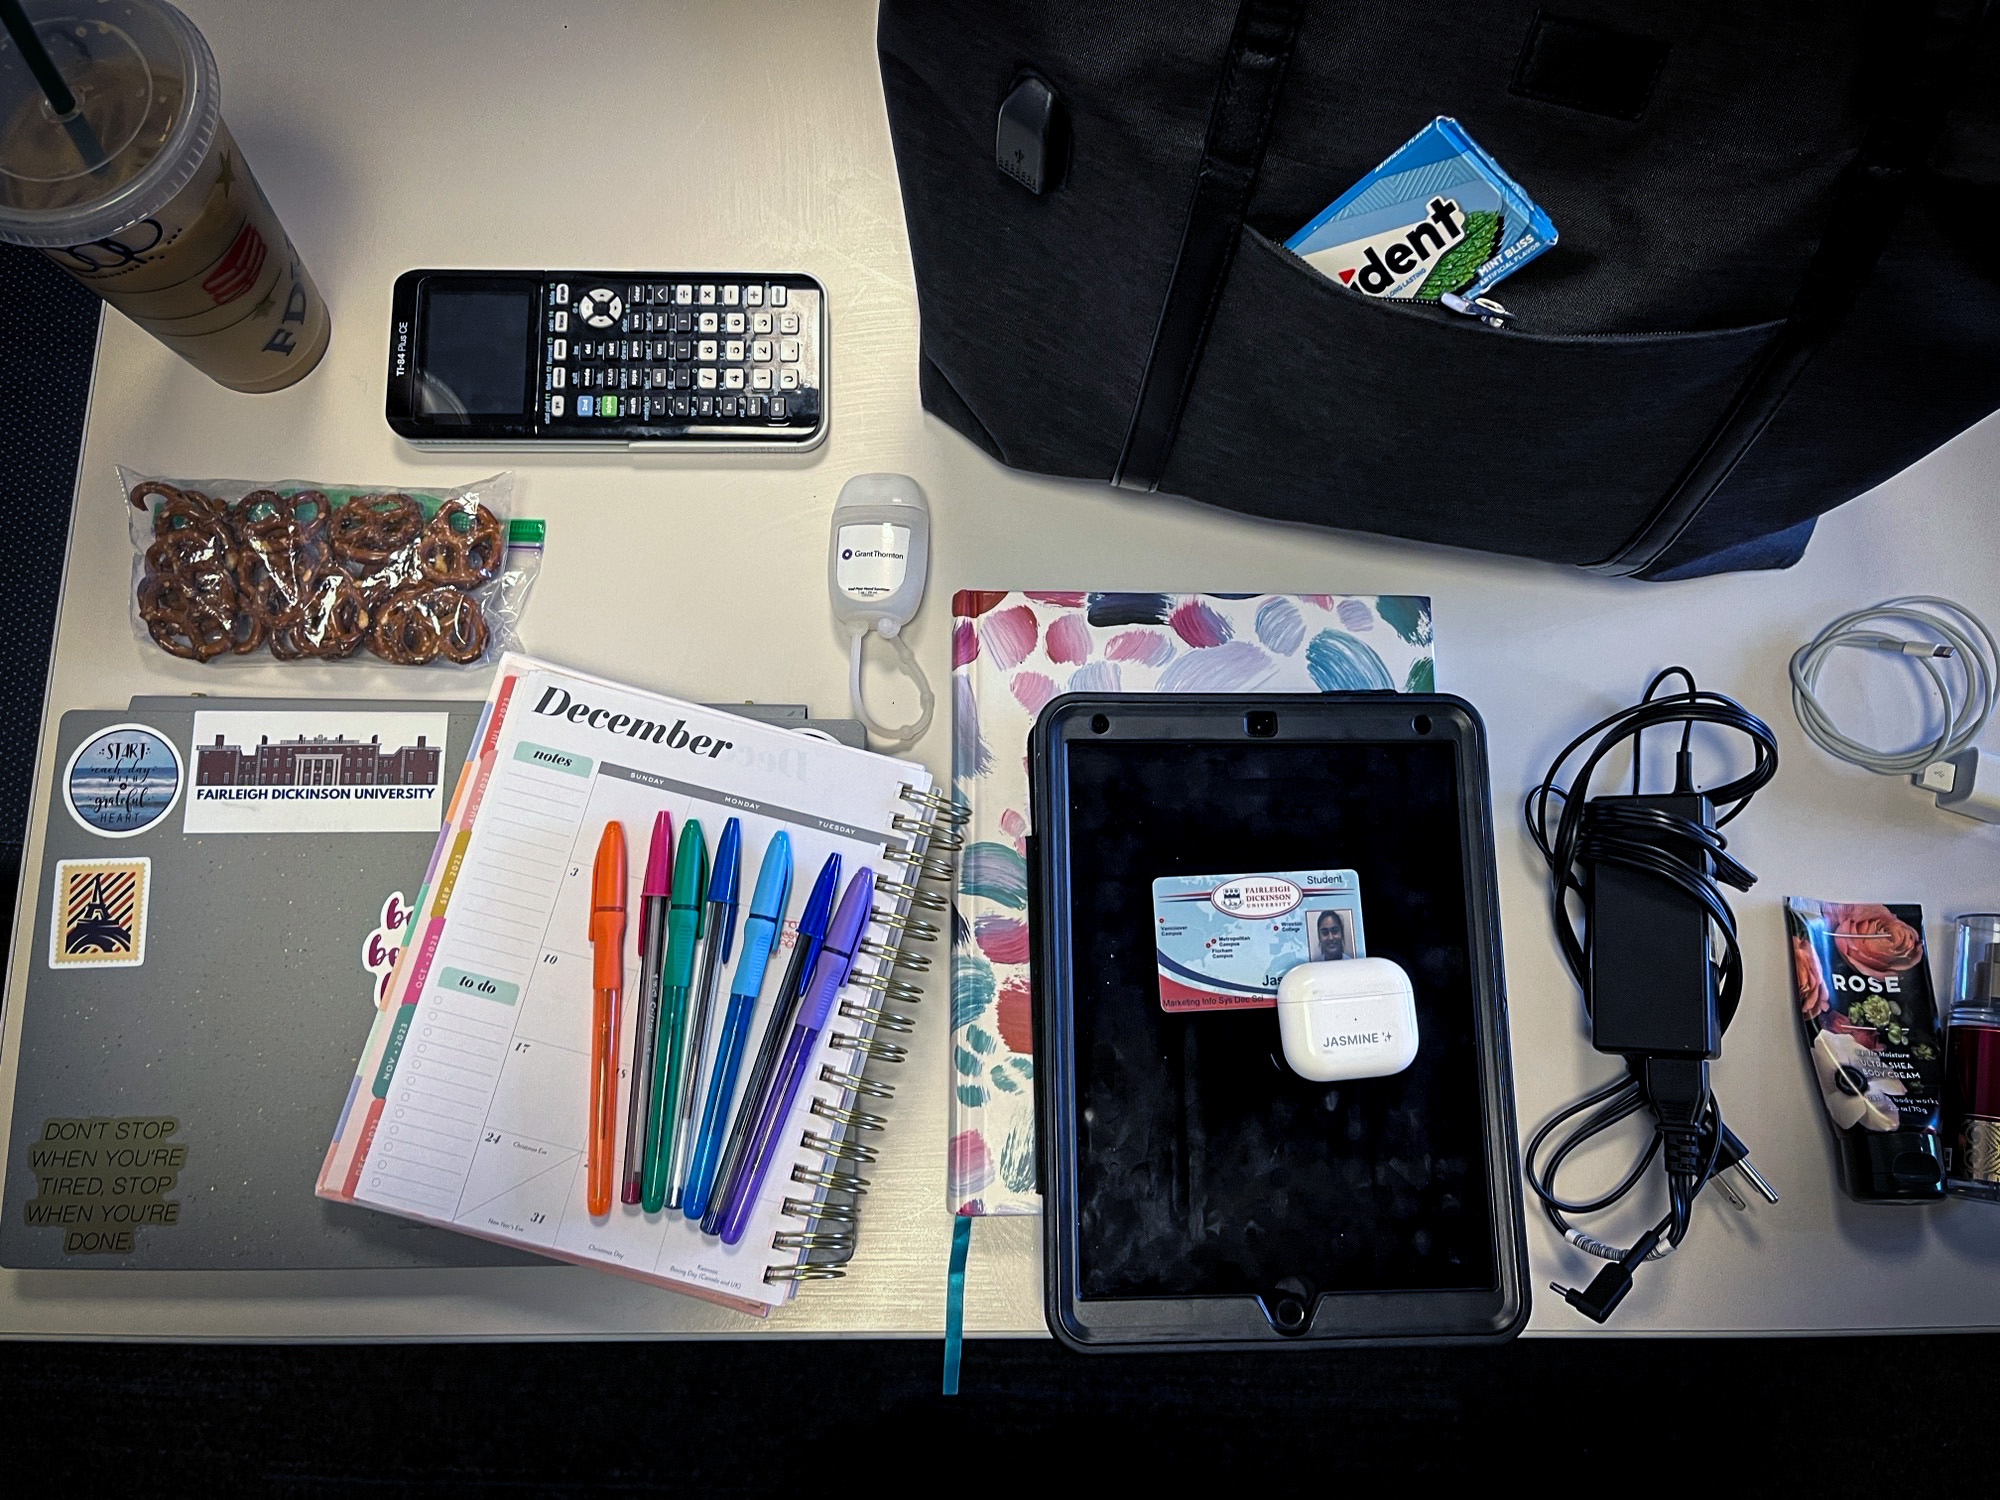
1114;0;1308;492
1593;0;1994;577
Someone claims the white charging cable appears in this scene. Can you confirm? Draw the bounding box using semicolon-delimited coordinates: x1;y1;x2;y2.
829;475;934;755
1789;595;1999;820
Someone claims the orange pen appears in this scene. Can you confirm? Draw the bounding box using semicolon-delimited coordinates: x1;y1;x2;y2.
587;821;628;1217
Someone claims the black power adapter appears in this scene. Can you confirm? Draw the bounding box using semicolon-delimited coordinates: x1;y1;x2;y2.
1525;672;1780;1323
1587;791;1721;1062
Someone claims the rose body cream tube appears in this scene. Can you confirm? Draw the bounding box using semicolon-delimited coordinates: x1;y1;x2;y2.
1785;898;1946;1202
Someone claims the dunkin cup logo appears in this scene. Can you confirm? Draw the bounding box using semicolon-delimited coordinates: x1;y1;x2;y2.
202;222;268;306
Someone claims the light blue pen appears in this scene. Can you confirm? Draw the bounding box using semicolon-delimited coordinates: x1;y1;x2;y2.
683;831;792;1220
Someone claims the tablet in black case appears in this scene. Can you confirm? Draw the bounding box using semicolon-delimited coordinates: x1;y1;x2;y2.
1029;694;1527;1349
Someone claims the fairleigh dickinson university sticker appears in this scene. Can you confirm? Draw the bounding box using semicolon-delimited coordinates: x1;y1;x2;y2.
182;711;449;835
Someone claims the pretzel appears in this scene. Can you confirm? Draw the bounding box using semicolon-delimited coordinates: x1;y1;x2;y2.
428;585;491;663
368;589;441;664
329;493;424;565
128;478;185;513
288;489;332;543
137;568;239;662
290;571;371;658
418;502;504;587
130;480;506;667
131;479;225;530
232;490;313;629
369;585;490;665
145;527;237;586
149;488;230;541
348;552;425;610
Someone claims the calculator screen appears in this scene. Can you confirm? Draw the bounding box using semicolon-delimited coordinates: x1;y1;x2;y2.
417;282;537;418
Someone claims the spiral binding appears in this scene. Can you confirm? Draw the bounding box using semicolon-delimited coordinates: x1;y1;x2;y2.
773;1230;858;1252
883;844;956;883
763;781;952;1286
792;1162;870;1193
875;877;948;913
872;902;944;935
857;936;931;971
812;1095;889;1131
893;812;966;852
818;1065;895;1100
827;1032;908;1064
839;998;918;1033
766;1263;846;1282
899;784;969;823
847;970;925;1006
800;1126;879;1163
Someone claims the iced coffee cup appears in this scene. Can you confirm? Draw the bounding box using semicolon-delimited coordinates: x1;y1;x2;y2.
0;0;328;391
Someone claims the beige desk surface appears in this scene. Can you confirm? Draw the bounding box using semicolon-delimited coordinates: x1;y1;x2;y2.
3;0;1997;1339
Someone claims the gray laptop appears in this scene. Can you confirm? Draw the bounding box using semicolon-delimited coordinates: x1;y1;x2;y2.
3;695;859;1271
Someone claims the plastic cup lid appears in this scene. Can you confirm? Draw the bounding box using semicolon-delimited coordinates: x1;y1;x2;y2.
0;0;219;249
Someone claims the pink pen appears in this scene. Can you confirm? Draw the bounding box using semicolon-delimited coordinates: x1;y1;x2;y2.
620;811;674;1205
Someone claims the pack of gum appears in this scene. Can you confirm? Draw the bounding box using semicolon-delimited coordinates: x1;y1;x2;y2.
1285;116;1557;305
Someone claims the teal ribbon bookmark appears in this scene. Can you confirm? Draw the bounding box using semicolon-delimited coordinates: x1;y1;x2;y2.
942;1214;972;1395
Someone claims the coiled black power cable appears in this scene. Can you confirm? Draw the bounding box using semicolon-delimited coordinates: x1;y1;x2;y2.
1523;669;1779;1320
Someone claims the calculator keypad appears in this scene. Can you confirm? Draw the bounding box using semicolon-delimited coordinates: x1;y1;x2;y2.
539;275;822;439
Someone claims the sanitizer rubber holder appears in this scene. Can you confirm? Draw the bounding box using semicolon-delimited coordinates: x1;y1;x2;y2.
830;474;934;752
1276;958;1420;1082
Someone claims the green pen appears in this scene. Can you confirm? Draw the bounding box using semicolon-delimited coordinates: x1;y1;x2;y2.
640;818;706;1212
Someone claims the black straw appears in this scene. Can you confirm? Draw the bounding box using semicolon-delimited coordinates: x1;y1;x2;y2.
1;0;74;113
1;0;110;172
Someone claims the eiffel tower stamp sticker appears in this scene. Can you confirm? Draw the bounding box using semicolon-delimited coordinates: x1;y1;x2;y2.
49;858;152;970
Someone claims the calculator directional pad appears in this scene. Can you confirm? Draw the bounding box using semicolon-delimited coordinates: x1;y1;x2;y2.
576;287;623;328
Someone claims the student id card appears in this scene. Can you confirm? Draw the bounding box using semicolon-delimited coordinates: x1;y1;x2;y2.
1152;868;1366;1012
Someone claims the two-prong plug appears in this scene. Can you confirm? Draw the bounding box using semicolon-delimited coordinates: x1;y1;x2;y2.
1708;1119;1779;1212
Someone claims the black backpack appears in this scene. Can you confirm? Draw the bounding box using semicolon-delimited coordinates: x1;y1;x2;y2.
878;1;2000;578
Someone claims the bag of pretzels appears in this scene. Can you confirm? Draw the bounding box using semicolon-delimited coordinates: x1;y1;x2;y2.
120;469;540;667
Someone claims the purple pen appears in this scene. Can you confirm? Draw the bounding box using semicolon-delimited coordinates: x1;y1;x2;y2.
714;866;874;1246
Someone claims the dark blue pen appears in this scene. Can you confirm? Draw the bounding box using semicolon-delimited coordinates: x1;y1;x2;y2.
701;852;841;1237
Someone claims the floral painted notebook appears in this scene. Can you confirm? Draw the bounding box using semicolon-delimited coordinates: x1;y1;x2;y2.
949;591;1437;1216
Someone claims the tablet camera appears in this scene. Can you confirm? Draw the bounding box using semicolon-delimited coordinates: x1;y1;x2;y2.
1246;709;1278;737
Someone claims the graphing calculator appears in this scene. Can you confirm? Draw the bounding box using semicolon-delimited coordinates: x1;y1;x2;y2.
386;270;827;450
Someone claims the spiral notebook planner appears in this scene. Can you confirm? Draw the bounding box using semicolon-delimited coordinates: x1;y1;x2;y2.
317;655;959;1312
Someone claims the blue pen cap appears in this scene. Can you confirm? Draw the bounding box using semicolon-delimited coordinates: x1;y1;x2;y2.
729;833;793;995
707;817;743;962
798;852;843;942
749;831;792;922
799;868;875;1028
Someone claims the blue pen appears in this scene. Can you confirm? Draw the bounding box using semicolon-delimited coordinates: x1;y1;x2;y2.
703;852;841;1237
683;831;792;1220
716;867;874;1246
667;817;741;1208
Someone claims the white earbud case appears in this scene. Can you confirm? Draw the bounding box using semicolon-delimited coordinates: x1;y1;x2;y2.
1275;957;1419;1082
